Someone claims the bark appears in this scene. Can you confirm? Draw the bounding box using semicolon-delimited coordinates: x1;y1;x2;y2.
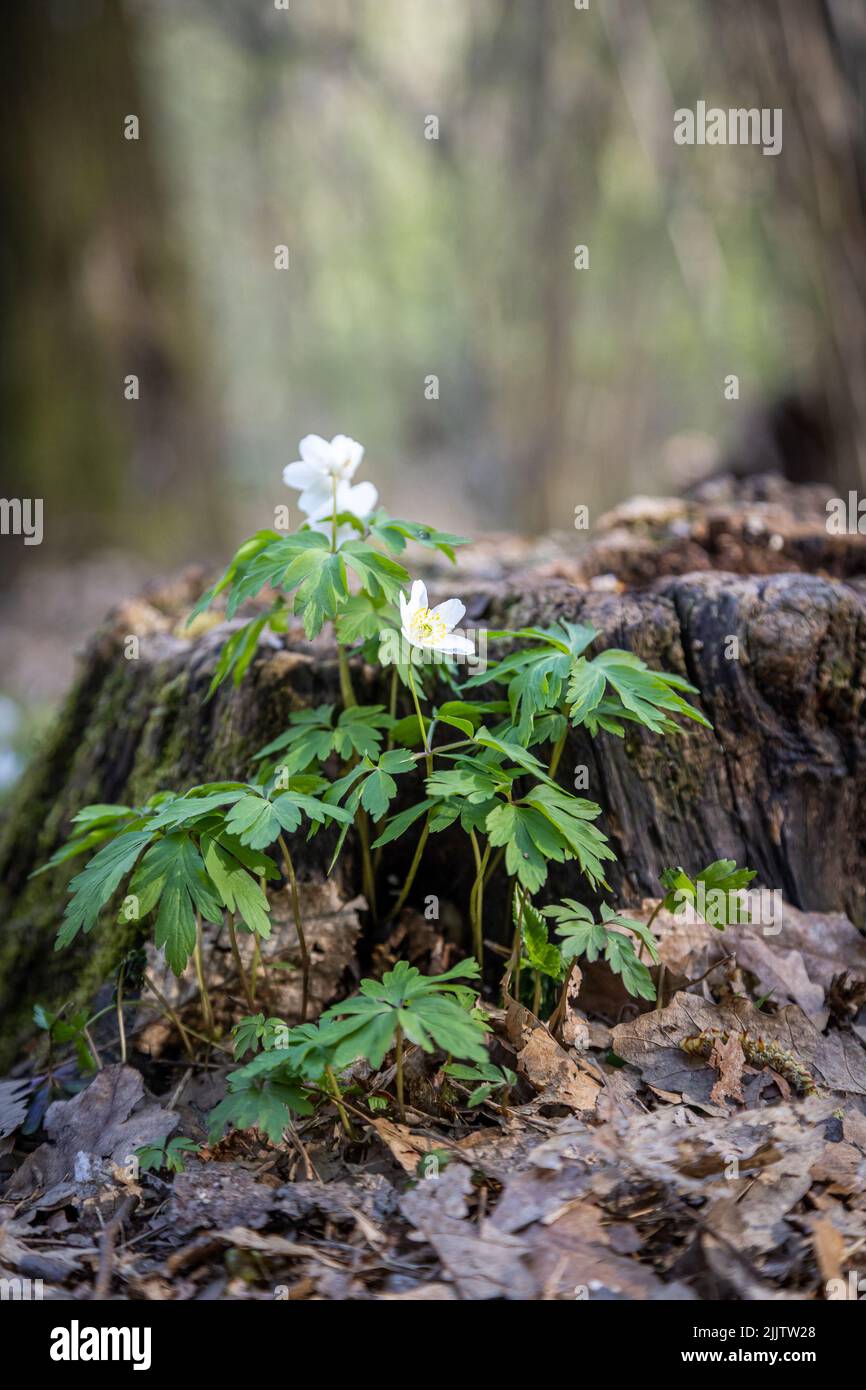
1;479;864;1064
0;0;226;571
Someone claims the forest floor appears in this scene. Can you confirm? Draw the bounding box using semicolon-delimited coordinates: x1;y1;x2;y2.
2;893;865;1302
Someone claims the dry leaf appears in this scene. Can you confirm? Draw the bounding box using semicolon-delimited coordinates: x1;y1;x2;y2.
7;1065;177;1199
809;1217;845;1285
708;1032;747;1106
505;996;599;1112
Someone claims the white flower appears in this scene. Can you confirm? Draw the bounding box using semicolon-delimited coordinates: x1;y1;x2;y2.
282;434;368;518
400;580;475;657
302;478;378;525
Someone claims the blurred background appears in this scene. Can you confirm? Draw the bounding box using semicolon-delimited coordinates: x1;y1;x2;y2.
1;0;864;787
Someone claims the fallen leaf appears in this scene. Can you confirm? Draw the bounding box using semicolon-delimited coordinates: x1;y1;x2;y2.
708;1032;747;1106
6;1065;176;1199
809;1216;845;1286
401;1164;536;1299
0;1078;30;1140
612;992;866;1103
370;1118;444;1175
505;997;600;1112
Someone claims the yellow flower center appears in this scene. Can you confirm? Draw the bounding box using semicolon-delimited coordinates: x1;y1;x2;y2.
409;606;447;644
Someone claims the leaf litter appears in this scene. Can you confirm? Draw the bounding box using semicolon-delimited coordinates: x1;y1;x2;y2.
2;899;866;1301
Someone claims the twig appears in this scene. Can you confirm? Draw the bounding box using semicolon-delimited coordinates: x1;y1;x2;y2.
93;1194;137;1299
143;974;195;1060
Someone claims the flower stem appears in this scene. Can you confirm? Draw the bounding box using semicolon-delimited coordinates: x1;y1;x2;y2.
335;639;379;919
385;812;430;923
278;834;310;1022
547;727;568;779
407;660;432;774
326;1065;355;1140
395;1023;406;1122
193;912;215;1040
469;832;490;967
337;643;356;709
227;913;256;1011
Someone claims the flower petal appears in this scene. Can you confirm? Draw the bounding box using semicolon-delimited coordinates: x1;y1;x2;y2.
298;434;336;469
329;434;364;478
282;459;323;491
338;480;377;518
431;598;465;632
298;483;334;519
435;634;475;656
408;580;428;613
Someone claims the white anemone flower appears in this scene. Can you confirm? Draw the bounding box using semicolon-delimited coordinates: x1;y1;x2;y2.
282;434;366;517
303;478;379;549
400;580;475;658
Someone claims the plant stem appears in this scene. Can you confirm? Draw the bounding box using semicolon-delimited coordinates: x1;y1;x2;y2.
83;1025;102;1071
357;811;378;922
395;1023;406;1122
407;661;432;774
637;900;663;961
193;912;215;1040
549;960;578;1038
532;971;542;1016
468;832;490;967
143;974;195;1060
335;638;379;920
227;913;256;1011
385;812;430;923
337;643;356;710
375;669;402;874
513;886;526;1001
483;844;506;888
116;962;127;1066
547;727;568;779
325;1065;355;1140
410;737;472;762
278;834;310;1022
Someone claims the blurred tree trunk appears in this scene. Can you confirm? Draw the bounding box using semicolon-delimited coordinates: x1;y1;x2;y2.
0;0;226;570
711;0;866;491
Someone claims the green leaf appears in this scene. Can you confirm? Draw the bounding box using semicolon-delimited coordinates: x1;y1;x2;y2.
200;835;272;939
517;898;567;981
225;796;283;851
187;529;281;622
485;804;549;893
292;549;348;638
224;531;330;615
335;594;393;644
566;658;607;724
368;515;469;564
321;960;488;1070
205;605;281;701
474;727;547;774
208;1067;314;1146
580;650;712;734
371;798;433;849
660;859;756;927
334;705;393;760
135;834;222;975
602;931;656;1001
340;541;410;603
56;829;155;949
521;784;615;888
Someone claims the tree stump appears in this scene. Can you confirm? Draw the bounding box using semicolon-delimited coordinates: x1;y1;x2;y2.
1;476;864;1065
